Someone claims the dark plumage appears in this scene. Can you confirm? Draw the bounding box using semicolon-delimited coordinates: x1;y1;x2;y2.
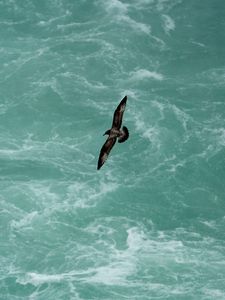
97;96;129;170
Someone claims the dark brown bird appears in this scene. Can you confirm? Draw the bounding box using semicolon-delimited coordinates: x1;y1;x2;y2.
97;96;129;170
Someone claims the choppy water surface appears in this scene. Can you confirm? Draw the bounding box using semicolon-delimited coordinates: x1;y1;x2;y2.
1;0;225;299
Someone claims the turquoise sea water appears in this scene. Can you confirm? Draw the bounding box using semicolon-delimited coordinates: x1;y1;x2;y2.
1;0;225;299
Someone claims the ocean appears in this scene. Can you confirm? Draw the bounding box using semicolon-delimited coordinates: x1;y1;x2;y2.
1;0;225;299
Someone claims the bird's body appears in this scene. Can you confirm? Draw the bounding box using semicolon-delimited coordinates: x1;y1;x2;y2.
107;128;120;137
97;96;129;170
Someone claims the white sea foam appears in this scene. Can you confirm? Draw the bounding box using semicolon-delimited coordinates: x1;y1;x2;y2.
151;100;167;121
161;14;175;34
87;261;134;285
201;220;216;229
197;127;225;159
102;0;129;15
118;15;151;34
171;104;190;131
130;69;164;81
132;110;161;148
79;76;107;90
142;127;161;147
134;0;154;6
128;227;184;257
126;227;148;252
100;0;150;34
18;272;65;286
86;227;146;285
203;288;225;298
67;179;119;209
167;160;185;173
157;0;183;12
29;183;60;204
37;11;71;27
199;67;225;84
0;104;9;115
0;20;26;26
0;47;49;84
94;225;185;289
10;211;38;230
57;21;94;30
191;40;206;48
217;128;225;146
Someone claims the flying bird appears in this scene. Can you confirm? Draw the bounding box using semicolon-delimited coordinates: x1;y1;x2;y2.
97;95;129;170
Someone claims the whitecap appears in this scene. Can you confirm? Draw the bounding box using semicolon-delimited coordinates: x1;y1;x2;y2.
157;0;183;12
102;0;129;15
37;11;71;27
198;67;225;84
0;104;8;115
196;127;225;159
130;69;164;81
85;229;142;286
57;22;87;30
134;0;155;6
142;126;161;146
191;40;206;48
87;261;134;285
126;227;148;252
118;15;151;34
11;211;38;230
203;288;225;299
167;160;185;173
161;14;175;34
18;272;64;286
200;220;216;229
67;180;119;209
171;104;191;131
131;110;161;148
217;128;225;146
99;0;150;34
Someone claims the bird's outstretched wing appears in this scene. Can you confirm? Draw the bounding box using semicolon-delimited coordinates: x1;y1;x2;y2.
112;96;127;130
97;137;116;170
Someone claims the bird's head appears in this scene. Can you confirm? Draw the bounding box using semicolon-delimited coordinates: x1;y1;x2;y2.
103;129;110;136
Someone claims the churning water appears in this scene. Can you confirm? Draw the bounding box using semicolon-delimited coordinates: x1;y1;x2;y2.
1;0;225;299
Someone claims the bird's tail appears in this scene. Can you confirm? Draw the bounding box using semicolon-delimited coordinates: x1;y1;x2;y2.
118;126;129;143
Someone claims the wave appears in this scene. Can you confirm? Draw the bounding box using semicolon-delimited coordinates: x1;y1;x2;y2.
99;0;151;34
17;272;65;286
130;69;164;81
66;179;119;209
198;67;225;85
102;0;129;15
10;211;38;230
161;14;175;34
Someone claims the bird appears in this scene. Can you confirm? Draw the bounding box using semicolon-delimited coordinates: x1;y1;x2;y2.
97;95;129;170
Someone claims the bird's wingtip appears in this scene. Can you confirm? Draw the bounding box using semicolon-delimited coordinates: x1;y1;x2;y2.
120;95;127;104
